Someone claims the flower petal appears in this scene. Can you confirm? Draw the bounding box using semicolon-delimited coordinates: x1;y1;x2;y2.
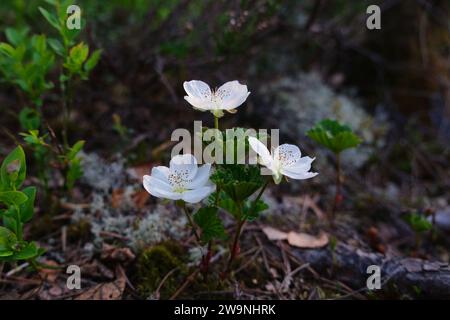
184;96;211;111
187;163;211;189
143;175;180;200
216;80;250;110
182;185;216;203
183;80;213;110
151;166;170;181
285;156;315;172
183;80;211;100
280;167;318;180
248;136;273;167
274;144;302;167
169;154;198;179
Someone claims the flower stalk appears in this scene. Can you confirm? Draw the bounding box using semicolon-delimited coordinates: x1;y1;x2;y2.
330;152;342;223
179;201;201;243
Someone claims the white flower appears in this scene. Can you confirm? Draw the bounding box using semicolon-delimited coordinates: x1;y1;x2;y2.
248;137;318;184
143;154;215;203
183;80;250;117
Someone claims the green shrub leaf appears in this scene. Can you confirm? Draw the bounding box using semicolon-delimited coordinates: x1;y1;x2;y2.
0;191;28;206
0;146;26;190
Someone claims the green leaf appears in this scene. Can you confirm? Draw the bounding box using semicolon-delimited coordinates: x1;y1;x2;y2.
67;140;85;160
20;130;47;146
193;206;226;243
0;42;15;57
39;7;61;31
47;38;64;56
243;199;269;221
307;119;362;154
405;213;433;233
0;146;26;190
216;192;268;221
211;165;263;203
5;28;28;47
19;107;41;130
0;226;17;256
13;242;39;260
20;186;36;223
216;193;240;218
2;216;17;240
66;158;83;190
84;49;102;72
0;191;28;206
69;42;89;65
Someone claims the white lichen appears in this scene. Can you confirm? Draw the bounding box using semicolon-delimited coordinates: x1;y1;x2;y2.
258;72;388;168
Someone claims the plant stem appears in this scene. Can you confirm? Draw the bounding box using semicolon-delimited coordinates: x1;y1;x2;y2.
201;240;213;278
180;201;201;243
14;205;22;241
224;180;269;277
330;152;341;224
224;217;245;276
214;115;219;130
60;76;69;149
249;179;269;214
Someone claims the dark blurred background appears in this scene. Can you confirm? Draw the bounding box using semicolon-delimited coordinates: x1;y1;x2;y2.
0;0;449;166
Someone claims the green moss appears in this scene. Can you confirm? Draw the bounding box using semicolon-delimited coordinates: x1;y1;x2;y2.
136;241;188;299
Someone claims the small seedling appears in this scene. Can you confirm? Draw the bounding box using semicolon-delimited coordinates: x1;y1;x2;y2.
0;27;55;127
307;119;361;223
39;0;101;147
405;212;433;251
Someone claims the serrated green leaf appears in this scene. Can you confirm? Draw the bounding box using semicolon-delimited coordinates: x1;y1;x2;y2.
193;206;226;243
405;213;433;233
243;199;269;221
307;119;362;153
211;165;263;203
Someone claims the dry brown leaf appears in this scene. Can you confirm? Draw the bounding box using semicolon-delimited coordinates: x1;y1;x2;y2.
287;231;329;248
82;260;115;280
75;266;126;300
262;226;288;240
38;260;61;283
101;243;136;264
